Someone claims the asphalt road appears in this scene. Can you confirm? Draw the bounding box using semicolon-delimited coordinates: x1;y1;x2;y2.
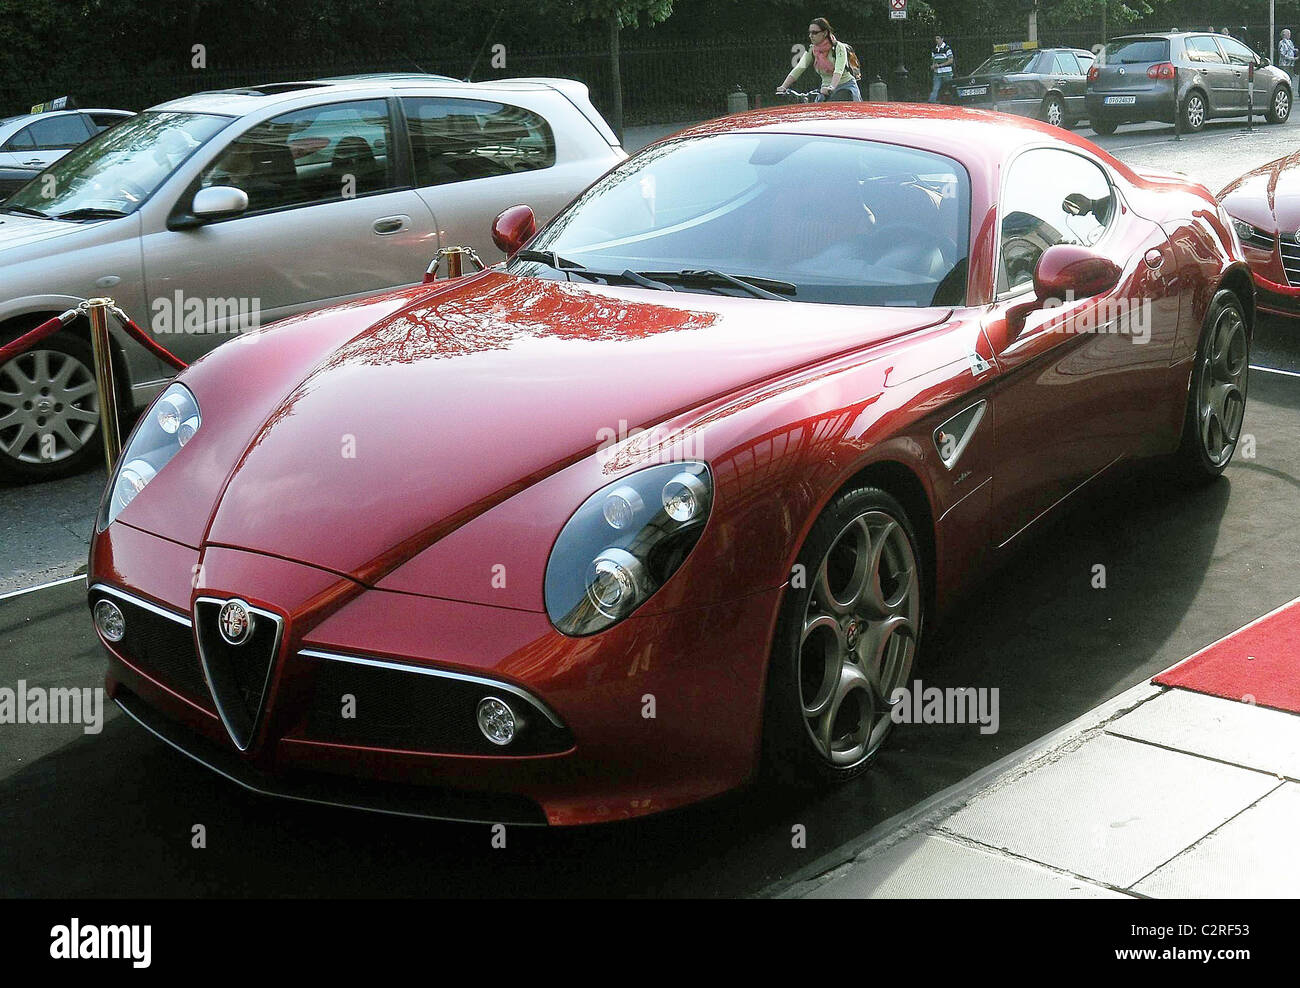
2;121;1299;897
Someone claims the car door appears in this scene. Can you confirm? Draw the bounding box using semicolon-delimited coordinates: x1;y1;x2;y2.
402;94;588;265
1184;35;1240;113
0;124;45;169
1217;36;1263;109
24;114;95;168
983;147;1178;546
1051;51;1087;118
138;97;441;366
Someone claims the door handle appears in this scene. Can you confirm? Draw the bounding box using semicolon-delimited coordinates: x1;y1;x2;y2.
372;215;409;235
22;158;43;166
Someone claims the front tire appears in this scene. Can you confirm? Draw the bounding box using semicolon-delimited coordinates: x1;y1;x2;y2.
1266;84;1291;124
0;329;103;483
1175;290;1249;483
763;486;924;786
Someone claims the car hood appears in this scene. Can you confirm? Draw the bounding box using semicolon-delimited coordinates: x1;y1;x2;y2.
0;212;95;250
143;272;950;582
1218;151;1300;232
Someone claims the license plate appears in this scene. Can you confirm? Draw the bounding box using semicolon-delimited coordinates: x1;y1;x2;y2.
958;86;989;97
1104;95;1137;105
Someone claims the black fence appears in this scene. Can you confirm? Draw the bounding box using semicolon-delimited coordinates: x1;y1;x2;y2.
0;22;1285;131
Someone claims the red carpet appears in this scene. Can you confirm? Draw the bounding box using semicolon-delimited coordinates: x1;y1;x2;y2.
1154;595;1300;714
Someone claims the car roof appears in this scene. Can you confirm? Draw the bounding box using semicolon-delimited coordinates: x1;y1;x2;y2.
0;108;129;127
150;77;580;115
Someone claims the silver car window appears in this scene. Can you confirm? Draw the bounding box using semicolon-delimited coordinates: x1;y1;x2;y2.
1185;36;1226;64
402;97;556;188
199;99;398;212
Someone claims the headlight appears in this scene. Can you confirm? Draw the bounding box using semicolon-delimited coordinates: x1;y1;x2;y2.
544;461;713;636
97;382;201;530
1230;217;1263;244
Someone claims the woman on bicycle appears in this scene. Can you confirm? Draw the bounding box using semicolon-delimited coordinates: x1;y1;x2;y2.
777;18;860;101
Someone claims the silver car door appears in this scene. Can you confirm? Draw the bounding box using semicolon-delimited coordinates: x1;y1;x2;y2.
138;97;440;366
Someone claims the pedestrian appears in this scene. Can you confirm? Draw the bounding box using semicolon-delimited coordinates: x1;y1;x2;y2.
777;17;861;101
1279;29;1297;98
929;34;954;103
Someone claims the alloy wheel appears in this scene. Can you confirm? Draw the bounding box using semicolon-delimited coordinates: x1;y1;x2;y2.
1198;304;1247;467
1045;99;1063;127
1274;88;1291;121
1185;94;1205;130
798;510;919;767
0;348;100;465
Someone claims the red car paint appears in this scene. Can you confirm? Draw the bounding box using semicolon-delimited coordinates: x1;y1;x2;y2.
90;104;1250;825
1219;149;1300;316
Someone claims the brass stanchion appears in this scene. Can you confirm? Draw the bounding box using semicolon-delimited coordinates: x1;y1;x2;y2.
85;298;123;471
432;245;485;280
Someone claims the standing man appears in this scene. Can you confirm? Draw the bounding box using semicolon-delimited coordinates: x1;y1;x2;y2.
929;35;954;102
1279;29;1297;98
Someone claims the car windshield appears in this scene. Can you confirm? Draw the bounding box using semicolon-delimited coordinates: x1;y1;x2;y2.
1106;38;1170;63
516;133;971;307
972;51;1039;75
4;111;230;219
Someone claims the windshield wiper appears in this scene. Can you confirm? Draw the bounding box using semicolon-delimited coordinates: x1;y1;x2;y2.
512;248;585;270
1;205;50;219
641;269;796;301
50;207;129;221
512;251;677;292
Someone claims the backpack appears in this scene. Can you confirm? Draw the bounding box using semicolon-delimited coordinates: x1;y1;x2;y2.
840;41;863;82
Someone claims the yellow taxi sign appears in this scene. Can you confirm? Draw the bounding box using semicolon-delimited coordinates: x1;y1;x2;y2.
992;41;1040;53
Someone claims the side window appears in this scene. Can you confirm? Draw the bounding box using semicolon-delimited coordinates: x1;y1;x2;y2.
1219;37;1258;66
1053;52;1081;75
402;97;556;188
4;125;36;151
198;99;396;214
999;149;1115;294
1184;36;1225;63
28;114;93;149
1076;53;1096;72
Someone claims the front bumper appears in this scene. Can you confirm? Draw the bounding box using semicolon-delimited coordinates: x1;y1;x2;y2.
92;521;780;825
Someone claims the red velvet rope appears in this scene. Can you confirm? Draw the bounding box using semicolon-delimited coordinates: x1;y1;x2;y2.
0;313;68;366
0;304;188;372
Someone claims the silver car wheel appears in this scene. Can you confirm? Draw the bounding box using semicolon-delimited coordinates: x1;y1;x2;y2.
1274;88;1291;120
1045;99;1064;127
798;510;919;767
1198;305;1247;467
0;348;100;464
1186;94;1205;129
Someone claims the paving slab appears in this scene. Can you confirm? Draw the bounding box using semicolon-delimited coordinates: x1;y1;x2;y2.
1109;689;1300;781
942;733;1281;889
1133;783;1300;898
806;832;1130;899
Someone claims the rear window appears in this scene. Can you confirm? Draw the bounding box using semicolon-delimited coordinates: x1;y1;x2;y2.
1106;38;1170;64
973;51;1039;75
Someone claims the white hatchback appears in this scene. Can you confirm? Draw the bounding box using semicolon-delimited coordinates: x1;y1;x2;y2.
0;77;623;481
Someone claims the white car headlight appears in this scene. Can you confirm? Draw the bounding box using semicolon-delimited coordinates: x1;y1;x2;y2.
98;382;201;529
545;462;713;636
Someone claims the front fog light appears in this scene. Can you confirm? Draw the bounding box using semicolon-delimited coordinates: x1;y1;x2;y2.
94;599;125;642
476;696;518;746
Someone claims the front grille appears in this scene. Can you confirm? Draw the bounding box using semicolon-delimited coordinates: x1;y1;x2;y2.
194;598;283;750
91;587;211;709
1243;228;1277;253
299;651;573;756
1280;233;1300;286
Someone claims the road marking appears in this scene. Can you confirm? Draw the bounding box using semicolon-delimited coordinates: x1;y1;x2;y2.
1251;364;1300;378
0;573;86;602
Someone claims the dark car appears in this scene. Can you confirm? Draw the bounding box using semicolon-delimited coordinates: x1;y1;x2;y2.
0;165;39;201
953;45;1096;128
1087;32;1292;134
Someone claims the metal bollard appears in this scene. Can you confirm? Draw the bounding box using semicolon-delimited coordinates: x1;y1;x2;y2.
85;298;122;472
431;245;485;280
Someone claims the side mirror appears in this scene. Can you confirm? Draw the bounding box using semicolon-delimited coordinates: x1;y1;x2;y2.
1007;243;1121;338
491;204;536;257
192;186;249;220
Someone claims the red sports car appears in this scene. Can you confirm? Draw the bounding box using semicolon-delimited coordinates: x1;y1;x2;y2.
89;104;1251;826
1219;150;1300;317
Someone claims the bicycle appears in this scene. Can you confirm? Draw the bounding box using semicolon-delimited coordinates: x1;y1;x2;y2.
775;88;825;104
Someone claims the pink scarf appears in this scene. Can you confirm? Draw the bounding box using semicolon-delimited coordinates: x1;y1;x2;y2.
812;38;835;76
